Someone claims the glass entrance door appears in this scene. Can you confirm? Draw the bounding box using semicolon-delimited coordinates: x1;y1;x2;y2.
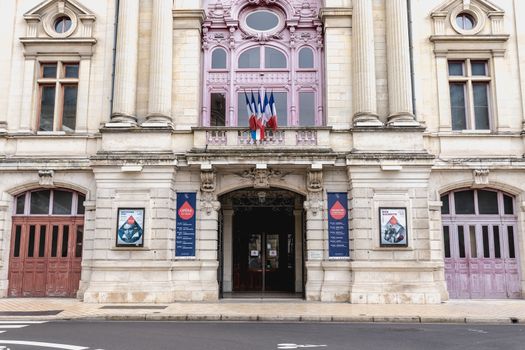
247;233;284;292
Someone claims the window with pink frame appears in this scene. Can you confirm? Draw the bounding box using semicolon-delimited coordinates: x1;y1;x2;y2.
202;0;324;128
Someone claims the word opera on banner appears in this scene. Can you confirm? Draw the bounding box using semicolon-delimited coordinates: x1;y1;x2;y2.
379;207;408;248
176;192;197;258
327;192;350;259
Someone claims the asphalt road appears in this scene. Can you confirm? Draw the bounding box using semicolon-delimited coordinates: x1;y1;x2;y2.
0;321;524;350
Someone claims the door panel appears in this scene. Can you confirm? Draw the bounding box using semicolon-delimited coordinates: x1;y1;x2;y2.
8;218;83;297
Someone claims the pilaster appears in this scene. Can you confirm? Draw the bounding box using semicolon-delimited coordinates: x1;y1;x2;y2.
352;0;382;127
110;0;140;125
386;0;419;127
145;0;173;126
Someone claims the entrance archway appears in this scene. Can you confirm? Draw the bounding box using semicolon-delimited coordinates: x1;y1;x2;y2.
441;188;521;298
8;188;85;297
219;188;305;298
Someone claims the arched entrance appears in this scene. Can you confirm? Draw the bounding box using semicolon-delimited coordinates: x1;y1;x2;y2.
8;188;85;297
441;188;521;298
219;188;305;298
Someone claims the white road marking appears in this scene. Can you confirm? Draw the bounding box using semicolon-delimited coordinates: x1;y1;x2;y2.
0;325;28;329
278;344;328;349
0;340;88;350
0;331;5;334
0;321;47;324
468;329;488;334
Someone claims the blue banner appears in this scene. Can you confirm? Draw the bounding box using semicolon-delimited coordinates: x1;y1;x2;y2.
176;192;197;258
327;192;350;258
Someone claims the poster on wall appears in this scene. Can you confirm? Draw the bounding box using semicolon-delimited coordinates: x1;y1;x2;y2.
116;208;145;247
379;207;408;247
327;192;350;259
176;192;197;258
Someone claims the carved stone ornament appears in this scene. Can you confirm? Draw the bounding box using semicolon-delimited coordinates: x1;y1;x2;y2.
38;170;54;187
303;191;323;216
237;168;287;189
307;169;323;192
473;168;489;186
200;170;221;215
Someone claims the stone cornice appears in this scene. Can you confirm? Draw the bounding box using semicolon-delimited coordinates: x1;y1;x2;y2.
172;9;206;22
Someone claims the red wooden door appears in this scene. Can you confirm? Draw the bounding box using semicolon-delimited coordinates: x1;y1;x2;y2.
8;217;84;297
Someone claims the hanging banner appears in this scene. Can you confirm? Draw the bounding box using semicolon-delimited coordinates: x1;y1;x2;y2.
327;192;350;259
176;192;197;258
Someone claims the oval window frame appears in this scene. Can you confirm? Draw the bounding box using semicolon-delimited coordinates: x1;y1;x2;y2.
245;10;280;32
239;7;285;37
449;5;485;35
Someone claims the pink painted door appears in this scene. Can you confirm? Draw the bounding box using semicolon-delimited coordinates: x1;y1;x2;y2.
442;189;521;299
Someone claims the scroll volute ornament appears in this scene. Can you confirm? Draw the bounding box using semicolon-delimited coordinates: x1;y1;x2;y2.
200;170;221;215
304;169;323;216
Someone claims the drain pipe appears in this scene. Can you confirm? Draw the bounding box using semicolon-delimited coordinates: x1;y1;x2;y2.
109;0;120;117
407;0;417;117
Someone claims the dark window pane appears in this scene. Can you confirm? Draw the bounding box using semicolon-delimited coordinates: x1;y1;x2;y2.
441;195;450;214
448;61;464;76
473;83;489;130
454;190;475;214
39;226;46;257
504;195;514;215
450;83;466;130
75;226;83;258
77;194;85;215
211;49;227;69
493;226;501;258
246;11;279;31
51;226;59;257
458;226;466;258
30;190;50;215
13;226;22;258
52;190;73;215
469;226;477;258
239;48;260;68
210;93;226;126
62;226;69;257
443;226;451;258
299;48;314;68
508;226;515;259
471;61;487;76
478;190;498;214
456;13;475;30
62;86;77;131
273;92;287;126
265;47;287;69
238;92;249;127
482;226;490;258
42;64;57;78
64;64;79;78
39;86;56;131
54;16;72;33
16;195;25;215
28;225;35;258
299;92;316;126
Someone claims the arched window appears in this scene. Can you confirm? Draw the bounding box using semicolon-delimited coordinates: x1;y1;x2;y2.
211;48;227;69
15;189;85;216
238;47;260;69
441;189;520;299
298;47;314;69
202;1;324;127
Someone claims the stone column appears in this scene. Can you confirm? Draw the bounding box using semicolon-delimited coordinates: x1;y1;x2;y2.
110;0;140;125
145;0;173;126
386;0;419;127
352;0;382;127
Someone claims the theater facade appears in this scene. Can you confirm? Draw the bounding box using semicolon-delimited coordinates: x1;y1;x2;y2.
0;0;524;303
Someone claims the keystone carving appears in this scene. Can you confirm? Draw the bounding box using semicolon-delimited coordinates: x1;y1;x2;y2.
473;168;489;186
237;168;287;189
38;170;54;187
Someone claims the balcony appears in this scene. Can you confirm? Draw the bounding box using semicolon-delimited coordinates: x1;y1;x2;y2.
192;127;331;150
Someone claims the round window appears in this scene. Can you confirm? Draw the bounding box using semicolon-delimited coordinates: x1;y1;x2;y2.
246;11;279;32
54;16;72;34
456;13;476;30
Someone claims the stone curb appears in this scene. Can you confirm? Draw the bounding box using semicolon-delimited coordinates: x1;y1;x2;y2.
0;313;521;324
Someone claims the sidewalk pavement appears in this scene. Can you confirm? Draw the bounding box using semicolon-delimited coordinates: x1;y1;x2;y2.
0;298;525;324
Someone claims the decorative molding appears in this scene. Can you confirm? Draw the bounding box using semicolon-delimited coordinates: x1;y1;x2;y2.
304;169;323;216
473;168;489;186
38;169;54;187
236;167;288;189
200;169;220;215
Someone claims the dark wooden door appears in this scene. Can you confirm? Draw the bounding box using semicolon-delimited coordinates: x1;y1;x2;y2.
8;217;84;297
